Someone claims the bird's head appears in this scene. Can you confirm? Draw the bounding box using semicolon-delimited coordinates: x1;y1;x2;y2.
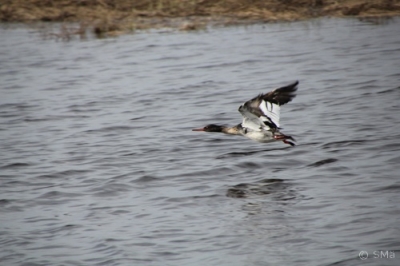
192;124;225;133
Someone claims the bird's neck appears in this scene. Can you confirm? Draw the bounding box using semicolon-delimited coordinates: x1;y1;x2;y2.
221;126;242;135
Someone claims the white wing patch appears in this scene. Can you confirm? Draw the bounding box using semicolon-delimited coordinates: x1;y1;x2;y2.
259;100;281;127
240;108;264;131
242;117;263;131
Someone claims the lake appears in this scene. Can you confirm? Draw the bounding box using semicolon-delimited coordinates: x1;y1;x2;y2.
1;18;400;266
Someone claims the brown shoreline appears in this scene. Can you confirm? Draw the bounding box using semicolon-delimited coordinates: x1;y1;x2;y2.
1;0;399;37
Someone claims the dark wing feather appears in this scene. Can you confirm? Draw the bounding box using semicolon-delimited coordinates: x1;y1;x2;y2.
260;80;298;106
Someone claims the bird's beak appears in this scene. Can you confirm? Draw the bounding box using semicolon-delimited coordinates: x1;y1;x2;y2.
192;127;205;131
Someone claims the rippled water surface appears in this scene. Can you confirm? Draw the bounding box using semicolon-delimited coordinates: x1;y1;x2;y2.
1;18;400;266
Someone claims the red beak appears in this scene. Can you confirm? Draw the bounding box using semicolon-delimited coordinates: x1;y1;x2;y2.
192;127;205;131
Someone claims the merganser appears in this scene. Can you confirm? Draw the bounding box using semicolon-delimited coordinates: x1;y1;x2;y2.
192;81;298;146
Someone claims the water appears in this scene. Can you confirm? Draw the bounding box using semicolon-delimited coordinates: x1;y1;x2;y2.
1;18;400;266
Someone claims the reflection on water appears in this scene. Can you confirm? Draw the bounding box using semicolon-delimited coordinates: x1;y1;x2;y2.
226;178;298;200
358;16;395;25
1;18;400;266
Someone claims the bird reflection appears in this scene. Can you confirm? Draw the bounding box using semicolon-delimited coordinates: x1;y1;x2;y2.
226;178;297;201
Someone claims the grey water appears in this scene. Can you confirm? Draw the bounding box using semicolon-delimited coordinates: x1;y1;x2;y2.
1;18;400;266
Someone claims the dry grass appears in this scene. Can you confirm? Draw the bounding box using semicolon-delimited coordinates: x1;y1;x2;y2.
1;0;399;37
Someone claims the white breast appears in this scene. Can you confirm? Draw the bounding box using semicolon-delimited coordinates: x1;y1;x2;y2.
243;130;275;143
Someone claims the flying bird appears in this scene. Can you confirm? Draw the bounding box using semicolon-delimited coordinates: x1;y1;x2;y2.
192;81;298;146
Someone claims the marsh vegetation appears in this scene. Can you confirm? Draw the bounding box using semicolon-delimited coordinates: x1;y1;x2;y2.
1;0;398;36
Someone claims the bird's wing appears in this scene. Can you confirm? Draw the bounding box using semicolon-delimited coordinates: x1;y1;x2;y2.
240;110;265;132
238;81;298;130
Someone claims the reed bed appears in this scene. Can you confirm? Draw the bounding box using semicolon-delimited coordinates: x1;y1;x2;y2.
1;0;398;37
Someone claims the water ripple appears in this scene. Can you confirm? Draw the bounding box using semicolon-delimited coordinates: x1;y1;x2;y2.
1;18;400;266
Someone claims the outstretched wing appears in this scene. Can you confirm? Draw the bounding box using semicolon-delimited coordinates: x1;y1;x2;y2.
238;81;298;130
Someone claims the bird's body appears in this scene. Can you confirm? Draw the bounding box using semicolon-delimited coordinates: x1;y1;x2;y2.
241;128;275;143
192;81;298;146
